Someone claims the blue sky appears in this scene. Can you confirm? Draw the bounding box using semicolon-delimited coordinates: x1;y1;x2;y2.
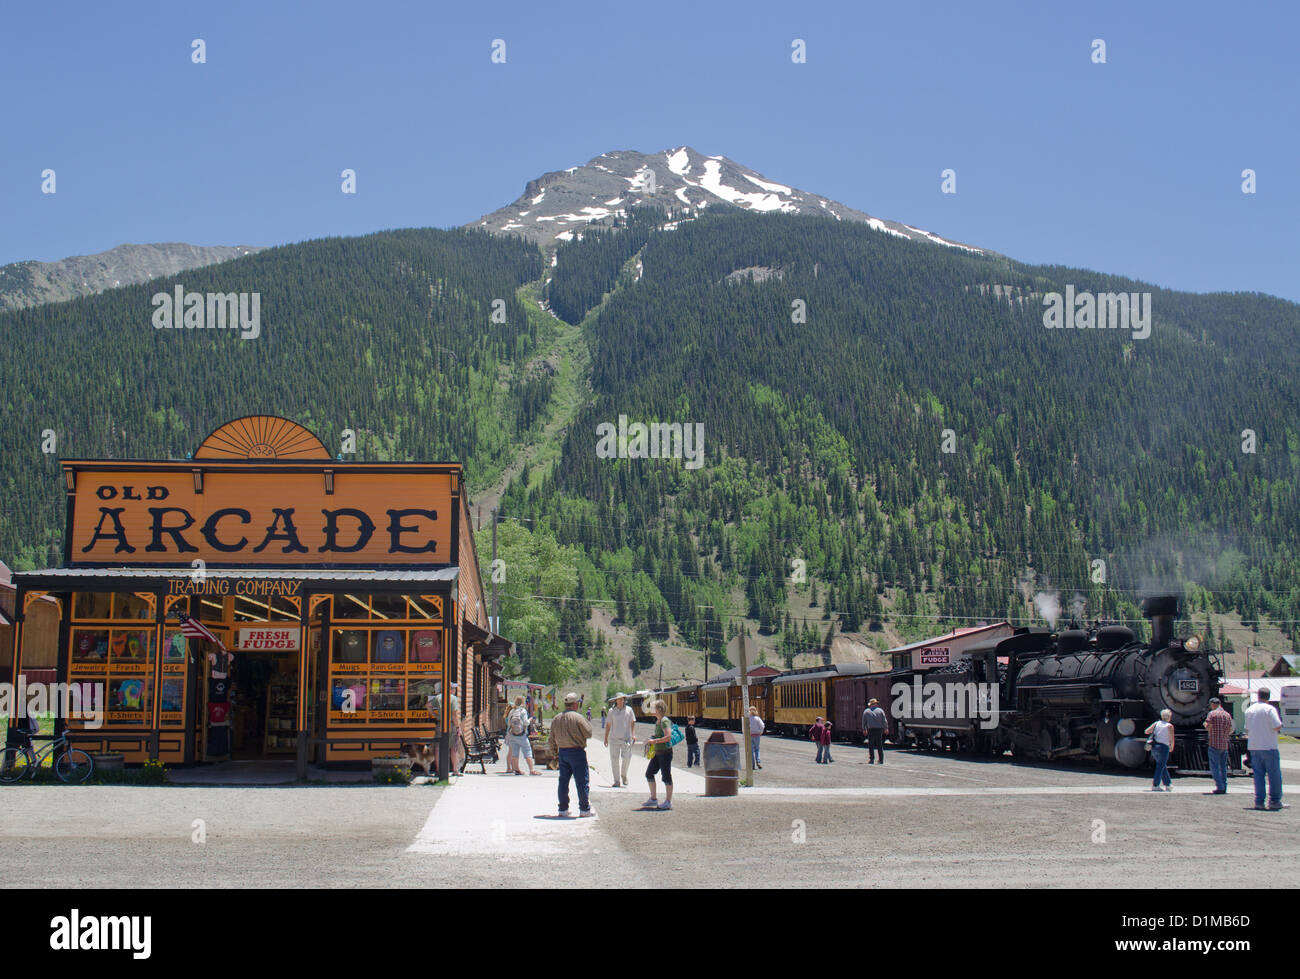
2;0;1297;300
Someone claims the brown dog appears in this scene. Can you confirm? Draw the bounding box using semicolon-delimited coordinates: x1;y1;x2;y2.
398;743;437;777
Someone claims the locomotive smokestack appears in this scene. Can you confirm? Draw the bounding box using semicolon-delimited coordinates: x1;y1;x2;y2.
1142;595;1178;649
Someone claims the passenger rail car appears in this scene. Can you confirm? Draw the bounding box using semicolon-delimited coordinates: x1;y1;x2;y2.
661;683;702;724
700;679;732;728
729;676;773;727
627;693;653;723
771;663;875;738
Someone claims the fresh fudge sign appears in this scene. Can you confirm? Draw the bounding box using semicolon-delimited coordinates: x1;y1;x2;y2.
70;469;453;565
917;647;952;667
237;627;301;651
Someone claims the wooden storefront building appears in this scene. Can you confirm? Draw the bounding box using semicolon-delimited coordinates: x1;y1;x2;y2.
4;416;511;779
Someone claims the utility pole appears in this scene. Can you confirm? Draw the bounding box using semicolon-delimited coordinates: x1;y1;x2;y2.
491;508;499;636
729;634;755;787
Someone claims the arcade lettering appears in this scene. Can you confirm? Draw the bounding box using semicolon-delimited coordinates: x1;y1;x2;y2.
82;503;439;557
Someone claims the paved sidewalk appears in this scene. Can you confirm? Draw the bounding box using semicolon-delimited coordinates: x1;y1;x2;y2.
586;738;707;796
406;737;717;856
407;738;607;856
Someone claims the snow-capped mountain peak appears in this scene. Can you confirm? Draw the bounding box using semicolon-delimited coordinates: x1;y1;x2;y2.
469;146;981;253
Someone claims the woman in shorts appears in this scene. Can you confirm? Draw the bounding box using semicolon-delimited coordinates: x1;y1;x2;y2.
505;696;539;775
643;699;674;810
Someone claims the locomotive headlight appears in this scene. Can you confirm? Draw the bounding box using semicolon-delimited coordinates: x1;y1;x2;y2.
1184;635;1202;653
1117;718;1136;736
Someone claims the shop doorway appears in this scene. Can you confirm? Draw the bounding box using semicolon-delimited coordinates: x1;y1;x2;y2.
228;652;299;759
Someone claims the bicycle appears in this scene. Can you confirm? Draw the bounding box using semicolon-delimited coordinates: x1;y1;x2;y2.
0;734;95;784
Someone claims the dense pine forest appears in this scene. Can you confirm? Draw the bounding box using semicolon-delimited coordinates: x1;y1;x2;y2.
0;228;542;567
508;209;1300;671
1;210;1297;684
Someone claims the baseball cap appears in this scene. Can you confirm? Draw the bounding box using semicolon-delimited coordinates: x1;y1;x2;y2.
564;692;580;704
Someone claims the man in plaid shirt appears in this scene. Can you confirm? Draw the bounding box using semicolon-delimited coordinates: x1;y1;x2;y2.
1204;697;1233;794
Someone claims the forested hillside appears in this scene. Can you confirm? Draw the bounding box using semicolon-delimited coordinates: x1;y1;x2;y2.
0;228;542;566
500;209;1300;672
1;209;1296;685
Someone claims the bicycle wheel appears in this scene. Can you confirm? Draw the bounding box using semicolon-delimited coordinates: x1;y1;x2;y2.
55;748;94;784
0;746;35;783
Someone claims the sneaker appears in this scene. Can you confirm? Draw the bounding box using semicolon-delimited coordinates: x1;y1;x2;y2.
579;809;596;818
658;800;672;810
1268;802;1289;810
1254;804;1268;810
642;798;658;808
557;810;571;817
1151;787;1162;792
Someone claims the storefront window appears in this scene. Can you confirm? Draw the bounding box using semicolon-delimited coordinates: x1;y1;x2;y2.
233;593;300;622
197;597;226;623
69;591;159;728
369;593;407;619
408;595;442;620
327;617;444;727
73;592;112;620
333;594;372;619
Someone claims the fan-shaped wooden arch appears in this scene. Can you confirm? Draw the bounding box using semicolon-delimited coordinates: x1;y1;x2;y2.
194;416;331;460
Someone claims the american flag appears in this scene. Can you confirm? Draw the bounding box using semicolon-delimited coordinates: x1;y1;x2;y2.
178;614;226;653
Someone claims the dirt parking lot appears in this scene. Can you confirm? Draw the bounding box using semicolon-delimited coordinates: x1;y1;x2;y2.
1;729;1294;888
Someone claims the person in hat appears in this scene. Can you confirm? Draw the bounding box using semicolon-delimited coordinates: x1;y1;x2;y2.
604;692;637;786
862;698;888;764
1203;696;1233;794
548;692;595;817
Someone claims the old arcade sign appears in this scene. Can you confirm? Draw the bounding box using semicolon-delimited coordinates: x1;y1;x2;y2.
69;469;454;566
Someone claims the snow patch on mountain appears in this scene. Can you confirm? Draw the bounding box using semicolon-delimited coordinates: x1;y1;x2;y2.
467;145;988;255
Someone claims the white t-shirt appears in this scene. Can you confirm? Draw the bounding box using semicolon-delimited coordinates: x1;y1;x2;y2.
749;715;765;736
1245;702;1282;751
606;705;636;741
1151;720;1174;747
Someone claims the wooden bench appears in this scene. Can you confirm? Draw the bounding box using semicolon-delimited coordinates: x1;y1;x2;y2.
459;734;493;775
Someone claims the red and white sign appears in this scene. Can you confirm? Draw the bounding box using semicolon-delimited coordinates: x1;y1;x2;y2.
917;646;952;667
237;627;301;651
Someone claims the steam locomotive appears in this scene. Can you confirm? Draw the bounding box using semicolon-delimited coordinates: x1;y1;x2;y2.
893;596;1245;773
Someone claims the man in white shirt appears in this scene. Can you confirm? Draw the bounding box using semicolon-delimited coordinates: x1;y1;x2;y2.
1245;688;1286;811
604;693;637;787
748;706;765;770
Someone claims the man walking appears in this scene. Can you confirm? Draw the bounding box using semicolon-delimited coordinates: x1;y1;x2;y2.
549;692;595;817
604;693;637;787
1245;687;1286;811
1204;697;1233;794
862;698;887;764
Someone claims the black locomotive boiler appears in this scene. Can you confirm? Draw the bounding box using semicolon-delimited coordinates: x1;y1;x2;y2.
895;596;1245;774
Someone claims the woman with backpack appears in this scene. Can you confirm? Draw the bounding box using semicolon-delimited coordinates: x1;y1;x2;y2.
505;696;540;775
643;699;677;810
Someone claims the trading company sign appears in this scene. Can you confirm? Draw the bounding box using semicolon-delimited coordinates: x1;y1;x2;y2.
70;469;454;566
916;646;952;668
